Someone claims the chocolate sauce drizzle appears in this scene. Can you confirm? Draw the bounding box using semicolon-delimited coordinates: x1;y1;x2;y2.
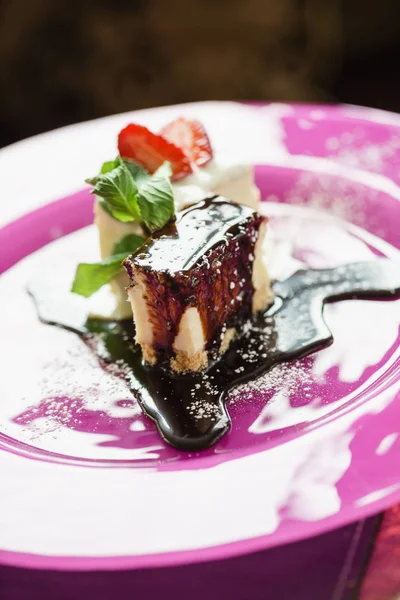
29;259;400;451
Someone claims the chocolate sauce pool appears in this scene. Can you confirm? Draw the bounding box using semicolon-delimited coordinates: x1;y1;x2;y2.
29;260;400;451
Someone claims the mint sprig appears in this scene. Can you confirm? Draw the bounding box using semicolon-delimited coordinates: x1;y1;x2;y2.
74;157;174;297
112;233;147;255
71;253;130;298
71;234;145;298
87;158;174;232
100;157;121;175
87;163;141;223
137;162;174;232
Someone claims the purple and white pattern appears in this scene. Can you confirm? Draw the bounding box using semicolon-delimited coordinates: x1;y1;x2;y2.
0;102;399;570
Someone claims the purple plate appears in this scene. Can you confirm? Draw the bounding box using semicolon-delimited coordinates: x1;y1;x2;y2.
0;102;399;570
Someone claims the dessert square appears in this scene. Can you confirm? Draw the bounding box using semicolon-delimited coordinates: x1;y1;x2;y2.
92;117;260;318
123;196;272;372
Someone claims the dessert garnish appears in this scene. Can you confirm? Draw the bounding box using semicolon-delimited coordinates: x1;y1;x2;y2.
118;123;193;181
118;118;213;180
71;118;214;303
71;158;173;298
160;117;213;168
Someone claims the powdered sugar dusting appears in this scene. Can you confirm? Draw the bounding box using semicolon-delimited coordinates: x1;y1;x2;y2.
229;358;313;405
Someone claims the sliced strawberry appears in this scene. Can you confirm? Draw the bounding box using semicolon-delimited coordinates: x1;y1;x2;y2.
160;118;213;167
118;123;193;181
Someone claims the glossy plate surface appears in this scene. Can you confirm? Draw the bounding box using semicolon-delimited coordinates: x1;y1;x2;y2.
0;102;399;570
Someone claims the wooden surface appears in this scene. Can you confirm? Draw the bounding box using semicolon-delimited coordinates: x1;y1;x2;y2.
361;506;400;600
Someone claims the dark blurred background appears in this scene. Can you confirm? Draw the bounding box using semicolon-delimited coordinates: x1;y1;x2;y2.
1;0;399;148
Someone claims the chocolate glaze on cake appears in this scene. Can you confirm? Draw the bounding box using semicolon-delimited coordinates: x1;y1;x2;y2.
124;196;260;273
123;197;272;371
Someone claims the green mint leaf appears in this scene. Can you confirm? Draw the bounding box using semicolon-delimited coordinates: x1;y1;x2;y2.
100;157;121;174
123;159;149;189
71;234;145;298
86;157;175;229
137;162;174;232
85;157;120;186
112;233;145;255
71;253;128;298
89;162;140;223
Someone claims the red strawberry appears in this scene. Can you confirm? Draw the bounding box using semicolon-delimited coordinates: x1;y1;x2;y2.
118;124;193;181
160;118;213;167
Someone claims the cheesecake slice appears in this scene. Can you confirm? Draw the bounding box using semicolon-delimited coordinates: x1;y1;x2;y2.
94;161;260;318
123;197;272;373
93;117;261;318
